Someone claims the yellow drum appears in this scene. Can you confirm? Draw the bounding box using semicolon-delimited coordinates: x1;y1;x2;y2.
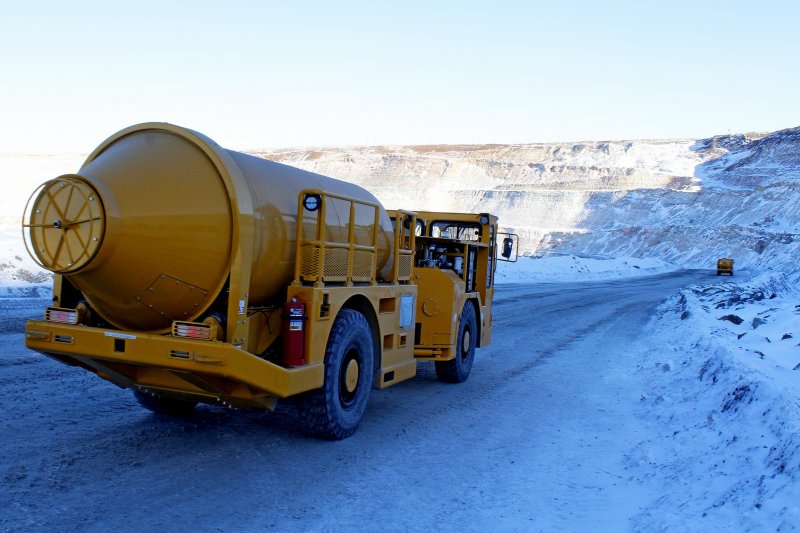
24;123;394;332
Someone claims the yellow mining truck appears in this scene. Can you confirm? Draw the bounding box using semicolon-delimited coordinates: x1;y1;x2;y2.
21;123;518;439
717;258;734;276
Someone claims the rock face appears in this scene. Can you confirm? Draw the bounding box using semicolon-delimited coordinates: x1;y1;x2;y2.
254;126;800;277
552;128;800;277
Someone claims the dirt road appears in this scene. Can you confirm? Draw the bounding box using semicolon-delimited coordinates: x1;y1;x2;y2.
0;271;714;531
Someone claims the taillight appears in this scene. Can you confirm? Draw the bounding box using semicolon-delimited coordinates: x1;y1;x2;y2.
45;307;78;324
172;321;215;341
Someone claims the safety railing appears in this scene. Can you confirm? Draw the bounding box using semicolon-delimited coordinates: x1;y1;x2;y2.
390;210;416;283
294;189;381;287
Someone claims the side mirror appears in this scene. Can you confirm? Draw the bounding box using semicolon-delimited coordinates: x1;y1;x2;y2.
502;237;513;259
496;232;518;262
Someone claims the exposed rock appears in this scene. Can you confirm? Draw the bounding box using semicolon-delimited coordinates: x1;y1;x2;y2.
719;314;744;325
256;126;800;278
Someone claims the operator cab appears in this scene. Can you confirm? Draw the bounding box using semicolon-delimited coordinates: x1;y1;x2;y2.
389;212;518;290
415;219;485;293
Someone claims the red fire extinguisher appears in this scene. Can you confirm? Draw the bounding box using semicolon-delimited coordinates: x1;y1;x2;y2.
282;297;306;366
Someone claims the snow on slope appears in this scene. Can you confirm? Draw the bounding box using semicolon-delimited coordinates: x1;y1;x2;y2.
629;273;800;529
255;138;705;255
259;127;800;279
547;128;800;278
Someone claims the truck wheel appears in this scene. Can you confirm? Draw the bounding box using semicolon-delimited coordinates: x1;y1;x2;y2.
300;309;374;440
436;303;477;383
133;390;197;416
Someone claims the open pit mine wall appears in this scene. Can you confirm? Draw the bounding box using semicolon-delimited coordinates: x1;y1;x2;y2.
255;127;800;278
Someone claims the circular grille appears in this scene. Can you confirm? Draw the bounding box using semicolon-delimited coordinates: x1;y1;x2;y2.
23;176;105;273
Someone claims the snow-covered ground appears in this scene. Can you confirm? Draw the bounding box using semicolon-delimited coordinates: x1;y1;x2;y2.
2;124;800;530
631;273;800;530
5;263;797;530
495;254;674;283
0;268;724;531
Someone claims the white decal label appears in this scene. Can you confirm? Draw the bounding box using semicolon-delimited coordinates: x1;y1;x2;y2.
239;299;246;315
104;332;137;340
399;295;415;329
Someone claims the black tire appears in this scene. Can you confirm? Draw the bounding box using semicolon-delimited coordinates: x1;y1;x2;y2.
300;309;374;440
133;390;197;417
435;303;477;383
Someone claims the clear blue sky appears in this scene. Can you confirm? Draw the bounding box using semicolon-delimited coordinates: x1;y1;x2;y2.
1;0;798;152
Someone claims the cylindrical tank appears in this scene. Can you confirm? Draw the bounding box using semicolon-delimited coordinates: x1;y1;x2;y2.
23;123;394;332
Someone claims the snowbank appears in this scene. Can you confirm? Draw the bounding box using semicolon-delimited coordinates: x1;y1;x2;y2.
629;273;800;528
0;228;51;298
495;254;676;284
678;273;800;378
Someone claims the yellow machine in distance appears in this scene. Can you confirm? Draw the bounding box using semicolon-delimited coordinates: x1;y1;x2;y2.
22;123;518;439
717;258;734;276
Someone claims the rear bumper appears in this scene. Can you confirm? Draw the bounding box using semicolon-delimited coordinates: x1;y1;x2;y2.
25;320;323;407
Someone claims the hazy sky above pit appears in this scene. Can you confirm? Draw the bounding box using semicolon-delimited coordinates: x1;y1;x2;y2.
1;0;798;153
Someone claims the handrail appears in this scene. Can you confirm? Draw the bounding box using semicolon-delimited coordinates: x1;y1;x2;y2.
390;210;416;283
293;189;383;287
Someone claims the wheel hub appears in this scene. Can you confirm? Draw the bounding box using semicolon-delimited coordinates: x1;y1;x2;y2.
462;329;471;358
344;358;360;394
